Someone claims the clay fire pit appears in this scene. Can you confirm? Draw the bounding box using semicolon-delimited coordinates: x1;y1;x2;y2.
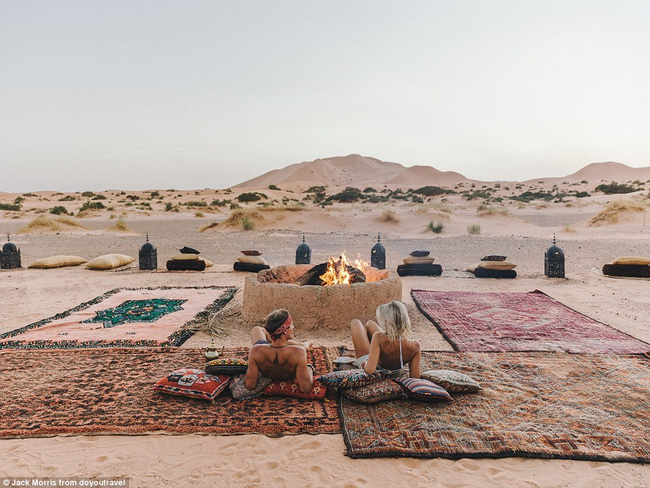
242;264;402;331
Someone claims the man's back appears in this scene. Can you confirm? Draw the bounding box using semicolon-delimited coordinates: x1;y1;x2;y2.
249;344;306;380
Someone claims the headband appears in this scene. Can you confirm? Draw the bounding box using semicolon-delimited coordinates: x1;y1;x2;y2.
271;314;293;339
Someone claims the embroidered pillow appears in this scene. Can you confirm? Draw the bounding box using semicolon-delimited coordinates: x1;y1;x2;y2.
317;368;387;389
421;369;481;393
229;374;272;400
397;377;453;402
205;358;248;375
342;378;406;404
153;368;230;401
263;379;327;399
481;255;507;262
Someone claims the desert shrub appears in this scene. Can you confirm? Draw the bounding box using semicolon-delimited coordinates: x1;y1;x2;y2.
237;192;267;203
150;191;160;198
126;194;140;201
463;190;491;200
195;212;204;218
164;202;174;211
58;195;76;201
427;221;444;233
22;192;37;197
268;184;280;190
19;215;89;233
595;182;637;195
327;187;364;203
210;199;230;207
378;210;399;223
242;217;255;230
304;186;326;194
50;206;69;215
0;203;21;211
588;200;645;226
198;222;219;232
363;187;377;193
92;194;107;200
14;196;25;204
183;200;208;207
413;186;449;197
81;191;95;197
108;218;130;232
574;191;590;198
79;201;105;212
467;224;481;235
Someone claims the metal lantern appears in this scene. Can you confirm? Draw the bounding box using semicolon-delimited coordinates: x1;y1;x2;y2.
1;234;21;269
139;233;157;270
544;235;565;278
295;234;311;265
371;234;386;269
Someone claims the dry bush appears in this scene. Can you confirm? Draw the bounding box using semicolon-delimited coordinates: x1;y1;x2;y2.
258;204;306;212
19;215;89;233
198;222;219;232
221;210;264;229
476;206;511;217
108;218;131;232
378;210;399;223
562;225;576;233
588;200;646;226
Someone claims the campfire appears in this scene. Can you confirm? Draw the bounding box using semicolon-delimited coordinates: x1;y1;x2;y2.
296;252;369;286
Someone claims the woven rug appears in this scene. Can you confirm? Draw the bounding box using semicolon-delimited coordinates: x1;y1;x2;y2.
412;289;650;354
0;286;236;349
0;346;339;438
340;352;650;462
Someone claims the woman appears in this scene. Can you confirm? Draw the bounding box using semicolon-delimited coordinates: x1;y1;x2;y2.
350;300;421;379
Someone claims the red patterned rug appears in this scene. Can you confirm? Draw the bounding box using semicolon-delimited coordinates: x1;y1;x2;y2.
0;287;236;349
340;352;650;462
0;347;340;438
412;289;650;354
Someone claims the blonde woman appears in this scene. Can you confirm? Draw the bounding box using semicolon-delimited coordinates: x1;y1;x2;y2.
350;300;421;379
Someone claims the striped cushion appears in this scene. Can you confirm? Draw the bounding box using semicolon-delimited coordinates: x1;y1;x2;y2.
397;377;453;402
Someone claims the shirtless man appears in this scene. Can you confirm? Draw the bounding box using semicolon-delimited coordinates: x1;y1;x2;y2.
244;309;315;393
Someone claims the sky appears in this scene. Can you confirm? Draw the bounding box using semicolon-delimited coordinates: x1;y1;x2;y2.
1;0;649;192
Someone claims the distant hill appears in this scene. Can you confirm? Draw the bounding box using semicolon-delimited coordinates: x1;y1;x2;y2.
525;162;650;185
234;155;649;190
233;154;471;189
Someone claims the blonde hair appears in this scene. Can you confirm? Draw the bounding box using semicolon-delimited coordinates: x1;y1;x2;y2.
376;300;411;341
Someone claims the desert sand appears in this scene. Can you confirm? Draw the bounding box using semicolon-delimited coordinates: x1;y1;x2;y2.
1;156;649;487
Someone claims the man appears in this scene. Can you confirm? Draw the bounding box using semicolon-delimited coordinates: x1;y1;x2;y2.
245;309;315;393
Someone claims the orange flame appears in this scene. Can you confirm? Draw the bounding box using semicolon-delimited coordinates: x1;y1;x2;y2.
320;252;369;286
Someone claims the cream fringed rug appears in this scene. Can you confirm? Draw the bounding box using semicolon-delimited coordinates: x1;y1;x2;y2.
0;286;236;349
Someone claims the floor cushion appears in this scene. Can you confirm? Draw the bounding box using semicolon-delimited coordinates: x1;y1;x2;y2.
612;256;650;266
342;378;407;404
170;253;199;260
477;260;517;271
396;377;453;402
153;368;230;401
421;369;481;393
317;368;387;389
229;374;272;400
233;262;270;273
403;256;435;265
86;254;135;270
396;263;443;276
602;264;650;278
473;267;517;279
263;378;327;399
166;259;206;271
28;255;87;269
